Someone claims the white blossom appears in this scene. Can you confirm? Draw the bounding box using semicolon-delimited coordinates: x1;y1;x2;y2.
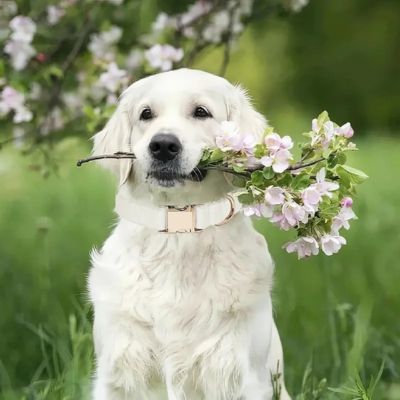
180;1;212;26
145;44;183;71
125;49;143;70
152;12;176;32
88;26;122;61
4;39;35;70
0;86;32;123
98;62;128;93
13;106;32;123
9;16;36;42
288;0;309;13
202;10;230;43
47;5;65;25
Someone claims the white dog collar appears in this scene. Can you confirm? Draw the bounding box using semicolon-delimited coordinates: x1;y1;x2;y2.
115;191;241;233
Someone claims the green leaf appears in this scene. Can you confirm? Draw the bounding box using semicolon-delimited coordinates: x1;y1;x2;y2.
340;165;369;184
328;152;347;167
317;111;330;127
238;192;255;205
291;173;311;190
300;146;315;161
276;172;293;186
232;164;245;173
231;175;247;188
200;149;211;162
251;170;265;186
209;148;225;163
254;144;266;158
262;167;275;179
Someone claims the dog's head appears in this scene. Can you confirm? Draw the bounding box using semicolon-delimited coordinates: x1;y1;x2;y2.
92;68;266;205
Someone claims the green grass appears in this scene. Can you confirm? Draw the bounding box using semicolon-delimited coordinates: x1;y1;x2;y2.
0;136;399;399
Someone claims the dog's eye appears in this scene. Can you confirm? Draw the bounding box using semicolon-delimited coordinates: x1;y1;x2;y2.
193;106;212;119
140;107;153;121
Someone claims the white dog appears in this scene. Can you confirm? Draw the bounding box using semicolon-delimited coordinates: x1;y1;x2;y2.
88;68;291;400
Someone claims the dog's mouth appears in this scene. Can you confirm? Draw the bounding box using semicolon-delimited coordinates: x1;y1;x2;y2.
147;163;208;187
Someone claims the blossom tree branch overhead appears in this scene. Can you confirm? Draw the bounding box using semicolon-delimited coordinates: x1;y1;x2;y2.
0;0;309;154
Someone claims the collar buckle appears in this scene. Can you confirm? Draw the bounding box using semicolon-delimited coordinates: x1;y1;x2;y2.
166;205;197;233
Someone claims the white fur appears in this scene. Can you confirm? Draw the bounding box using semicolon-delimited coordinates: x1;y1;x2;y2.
88;69;291;400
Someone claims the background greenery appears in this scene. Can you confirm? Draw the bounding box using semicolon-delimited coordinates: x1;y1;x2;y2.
1;0;399;399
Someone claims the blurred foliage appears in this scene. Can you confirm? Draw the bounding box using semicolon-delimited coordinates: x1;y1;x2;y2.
251;0;400;133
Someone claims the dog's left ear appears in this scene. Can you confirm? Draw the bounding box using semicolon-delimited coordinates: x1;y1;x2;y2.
230;84;267;139
91;104;133;186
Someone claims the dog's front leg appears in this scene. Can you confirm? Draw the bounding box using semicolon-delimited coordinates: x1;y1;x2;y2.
197;298;275;400
92;313;158;400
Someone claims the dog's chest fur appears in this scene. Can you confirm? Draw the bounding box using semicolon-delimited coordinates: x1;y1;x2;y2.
89;214;274;397
90;215;272;327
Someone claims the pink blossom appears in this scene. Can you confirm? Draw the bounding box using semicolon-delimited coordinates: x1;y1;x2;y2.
0;86;25;112
271;201;308;230
240;134;257;155
314;168;339;197
261;132;293;172
337;122;354;138
282;201;309;226
0;86;32;123
283;237;319;259
215;121;242;151
264;186;285;205
311;120;336;148
331;206;357;233
145;44;183;71
340;197;353;208
320;234;346;256
269;212;292;231
243;204;273;218
260;149;292;173
302;186;322;212
264;132;293;152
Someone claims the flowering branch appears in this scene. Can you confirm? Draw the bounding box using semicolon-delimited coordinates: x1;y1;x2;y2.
0;0;309;156
76;110;367;259
202;111;367;259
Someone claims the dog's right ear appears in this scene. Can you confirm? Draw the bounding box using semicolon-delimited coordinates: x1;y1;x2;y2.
91;105;133;186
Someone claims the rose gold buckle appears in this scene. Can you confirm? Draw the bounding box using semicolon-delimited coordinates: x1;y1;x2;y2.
166;206;197;233
216;194;236;226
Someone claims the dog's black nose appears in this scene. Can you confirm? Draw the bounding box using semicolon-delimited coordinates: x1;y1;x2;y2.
149;134;182;161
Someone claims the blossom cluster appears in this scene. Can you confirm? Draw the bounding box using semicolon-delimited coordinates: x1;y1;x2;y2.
201;111;367;259
0;0;309;150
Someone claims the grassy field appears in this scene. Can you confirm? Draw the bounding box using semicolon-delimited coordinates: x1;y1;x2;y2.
0;135;399;399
